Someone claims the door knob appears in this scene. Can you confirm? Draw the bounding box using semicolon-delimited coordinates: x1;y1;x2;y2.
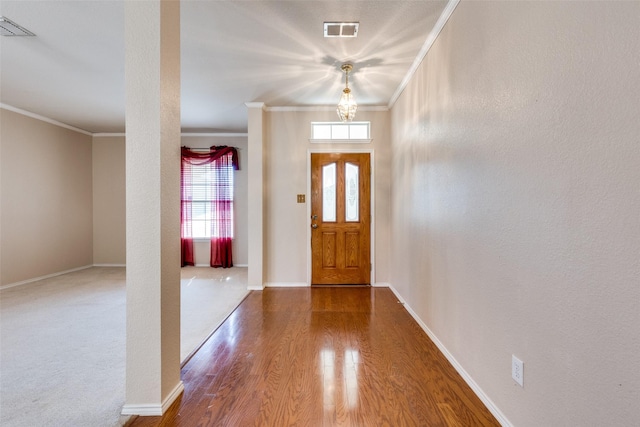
311;223;318;229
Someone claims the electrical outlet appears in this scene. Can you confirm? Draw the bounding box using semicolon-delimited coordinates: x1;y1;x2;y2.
512;355;524;387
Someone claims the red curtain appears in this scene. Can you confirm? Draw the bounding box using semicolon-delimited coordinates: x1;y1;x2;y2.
210;151;234;268
181;146;239;268
181;157;195;266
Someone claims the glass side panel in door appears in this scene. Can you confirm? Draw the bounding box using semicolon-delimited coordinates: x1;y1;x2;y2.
322;162;336;222
345;162;359;222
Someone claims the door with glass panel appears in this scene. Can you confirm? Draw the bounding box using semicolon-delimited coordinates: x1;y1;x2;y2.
311;153;370;285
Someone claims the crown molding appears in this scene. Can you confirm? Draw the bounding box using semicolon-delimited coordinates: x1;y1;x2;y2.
388;0;460;108
1;103;93;136
93;133;125;137
266;105;388;112
92;132;248;138
181;133;248;137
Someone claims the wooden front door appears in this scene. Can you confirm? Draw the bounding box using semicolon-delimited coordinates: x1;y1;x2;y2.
311;152;371;285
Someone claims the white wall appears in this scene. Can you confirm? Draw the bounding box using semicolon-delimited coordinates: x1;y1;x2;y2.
264;109;391;286
390;2;640;426
1;108;93;286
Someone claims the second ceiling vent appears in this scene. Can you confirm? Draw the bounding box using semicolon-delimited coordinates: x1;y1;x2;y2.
324;22;359;38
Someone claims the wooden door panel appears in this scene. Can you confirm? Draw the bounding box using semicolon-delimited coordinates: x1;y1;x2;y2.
311;153;370;285
322;232;336;268
345;232;359;267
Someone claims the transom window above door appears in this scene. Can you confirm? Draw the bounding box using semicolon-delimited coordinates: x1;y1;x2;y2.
310;121;371;143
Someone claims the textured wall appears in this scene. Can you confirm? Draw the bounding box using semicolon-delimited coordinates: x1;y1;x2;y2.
1;109;93;286
92;136;126;265
390;1;640;426
264;109;391;286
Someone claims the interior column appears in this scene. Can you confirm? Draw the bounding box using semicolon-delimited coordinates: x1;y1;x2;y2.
122;0;183;415
246;102;265;290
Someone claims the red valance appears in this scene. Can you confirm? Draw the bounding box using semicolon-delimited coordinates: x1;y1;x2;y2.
181;146;239;169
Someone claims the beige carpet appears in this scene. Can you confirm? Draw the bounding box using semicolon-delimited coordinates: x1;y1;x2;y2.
0;266;249;427
179;266;250;362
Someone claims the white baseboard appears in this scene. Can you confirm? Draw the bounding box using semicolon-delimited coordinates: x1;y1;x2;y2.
387;285;408;305
372;282;391;288
93;263;126;267
387;284;512;427
121;381;184;416
258;282;386;288
162;382;185;413
0;264;93;291
120;403;162;417
247;285;264;290
264;282;309;288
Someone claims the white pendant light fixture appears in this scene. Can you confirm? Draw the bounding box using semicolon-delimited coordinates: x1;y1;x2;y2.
336;63;357;122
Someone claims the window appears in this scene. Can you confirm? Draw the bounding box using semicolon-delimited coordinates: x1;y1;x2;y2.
183;159;234;239
181;146;238;268
310;121;371;142
181;147;238;239
345;162;359;221
322;162;337;222
321;161;360;223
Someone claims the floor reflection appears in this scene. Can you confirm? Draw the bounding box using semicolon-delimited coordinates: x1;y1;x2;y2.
224;309;239;347
344;348;359;409
321;347;361;412
321;348;335;410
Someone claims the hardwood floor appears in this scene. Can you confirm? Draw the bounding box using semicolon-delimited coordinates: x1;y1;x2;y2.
129;287;499;426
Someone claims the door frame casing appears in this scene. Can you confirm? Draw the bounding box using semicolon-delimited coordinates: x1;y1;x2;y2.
307;148;375;286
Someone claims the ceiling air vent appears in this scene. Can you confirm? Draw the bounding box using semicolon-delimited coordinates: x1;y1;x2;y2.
324;22;359;38
0;17;35;36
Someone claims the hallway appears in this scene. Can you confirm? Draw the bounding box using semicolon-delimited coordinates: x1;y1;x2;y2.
130;287;499;426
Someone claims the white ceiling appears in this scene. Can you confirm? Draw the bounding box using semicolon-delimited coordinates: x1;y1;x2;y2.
0;1;449;134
